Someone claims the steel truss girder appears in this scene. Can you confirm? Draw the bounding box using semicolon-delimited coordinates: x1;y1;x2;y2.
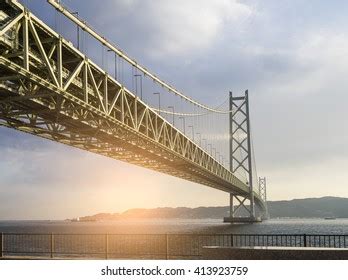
0;0;266;209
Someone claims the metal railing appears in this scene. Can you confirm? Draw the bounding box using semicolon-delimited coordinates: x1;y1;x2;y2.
0;233;347;259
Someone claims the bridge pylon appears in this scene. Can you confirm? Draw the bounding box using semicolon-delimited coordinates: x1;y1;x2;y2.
259;177;269;220
224;90;263;223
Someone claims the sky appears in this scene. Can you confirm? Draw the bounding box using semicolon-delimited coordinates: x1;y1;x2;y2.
1;0;348;219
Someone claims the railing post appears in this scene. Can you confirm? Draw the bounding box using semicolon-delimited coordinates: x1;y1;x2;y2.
0;232;3;258
230;234;234;247
50;233;54;259
303;234;307;247
105;234;109;260
165;234;169;260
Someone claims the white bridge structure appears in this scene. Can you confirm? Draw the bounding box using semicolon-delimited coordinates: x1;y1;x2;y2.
0;0;268;222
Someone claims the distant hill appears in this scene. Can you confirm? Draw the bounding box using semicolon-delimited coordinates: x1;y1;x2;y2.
74;197;348;221
268;196;348;218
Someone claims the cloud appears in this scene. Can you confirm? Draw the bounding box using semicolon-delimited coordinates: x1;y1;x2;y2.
266;157;348;200
250;30;348;172
86;0;253;58
142;0;253;56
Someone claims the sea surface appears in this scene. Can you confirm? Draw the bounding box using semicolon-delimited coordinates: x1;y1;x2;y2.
0;219;347;258
0;218;348;235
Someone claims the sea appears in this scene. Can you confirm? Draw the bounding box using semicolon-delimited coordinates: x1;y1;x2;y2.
0;218;348;235
0;219;347;258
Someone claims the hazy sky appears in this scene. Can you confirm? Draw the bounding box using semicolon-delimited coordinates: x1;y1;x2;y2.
1;0;348;219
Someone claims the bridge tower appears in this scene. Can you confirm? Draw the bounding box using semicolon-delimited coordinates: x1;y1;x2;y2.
224;90;262;223
259;177;269;219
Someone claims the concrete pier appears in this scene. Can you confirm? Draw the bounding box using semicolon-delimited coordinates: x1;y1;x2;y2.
202;246;348;260
223;217;262;223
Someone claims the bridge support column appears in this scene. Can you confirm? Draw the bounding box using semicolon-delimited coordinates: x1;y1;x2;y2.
229;193;234;218
245;90;255;219
224;90;261;223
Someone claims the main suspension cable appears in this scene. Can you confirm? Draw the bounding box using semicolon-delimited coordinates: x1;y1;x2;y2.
47;0;236;114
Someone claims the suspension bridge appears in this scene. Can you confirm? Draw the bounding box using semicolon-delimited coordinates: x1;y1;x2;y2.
0;0;267;222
